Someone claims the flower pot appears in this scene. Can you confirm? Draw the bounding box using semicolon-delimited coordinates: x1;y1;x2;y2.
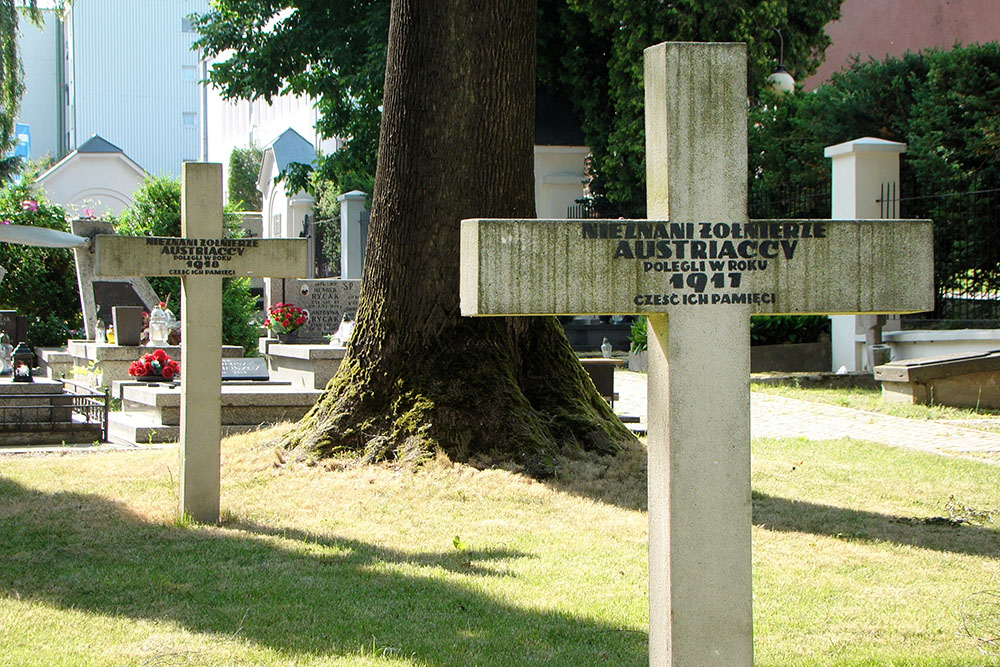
134;375;171;383
276;332;300;344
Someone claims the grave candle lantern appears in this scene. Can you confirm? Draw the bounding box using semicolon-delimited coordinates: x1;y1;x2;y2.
11;341;33;383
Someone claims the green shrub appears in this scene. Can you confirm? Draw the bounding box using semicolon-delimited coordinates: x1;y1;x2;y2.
26;313;71;348
629;316;647;353
750;315;829;346
0;182;81;331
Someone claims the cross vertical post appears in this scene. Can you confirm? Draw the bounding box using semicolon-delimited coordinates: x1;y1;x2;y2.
644;42;752;665
178;162;224;523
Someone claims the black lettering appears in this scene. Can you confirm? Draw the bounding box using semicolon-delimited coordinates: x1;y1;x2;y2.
717;241;737;258
613;241;633;259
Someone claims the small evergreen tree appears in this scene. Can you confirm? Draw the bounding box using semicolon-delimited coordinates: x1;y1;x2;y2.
227;145;263;211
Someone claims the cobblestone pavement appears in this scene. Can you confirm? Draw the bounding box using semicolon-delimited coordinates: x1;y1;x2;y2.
613;368;1000;458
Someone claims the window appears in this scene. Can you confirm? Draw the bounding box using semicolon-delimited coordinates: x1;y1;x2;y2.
182;112;197;128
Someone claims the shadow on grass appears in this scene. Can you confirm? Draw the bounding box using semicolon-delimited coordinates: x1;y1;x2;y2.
0;477;646;666
753;491;1000;559
545;447;999;561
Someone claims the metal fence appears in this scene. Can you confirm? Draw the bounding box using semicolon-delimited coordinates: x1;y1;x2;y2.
749;185;831;220
567;186;832;221
881;173;1000;327
567;199;645;219
0;379;109;442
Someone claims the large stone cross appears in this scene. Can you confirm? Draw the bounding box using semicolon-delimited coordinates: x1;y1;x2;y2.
94;162;307;523
460;43;934;666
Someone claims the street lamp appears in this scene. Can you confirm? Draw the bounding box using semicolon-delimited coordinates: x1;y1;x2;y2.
767;28;795;95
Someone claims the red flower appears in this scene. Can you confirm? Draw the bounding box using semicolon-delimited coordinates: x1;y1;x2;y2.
161;365;175;380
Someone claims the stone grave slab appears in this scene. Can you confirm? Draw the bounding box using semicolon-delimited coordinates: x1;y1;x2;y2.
875;350;1000;408
221;357;270;382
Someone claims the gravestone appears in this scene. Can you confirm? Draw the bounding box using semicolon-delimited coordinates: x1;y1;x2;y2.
460;42;934;666
0;311;27;343
266;277;360;342
71;219;162;340
94;282;147;321
94;162;308;522
221;357;269;382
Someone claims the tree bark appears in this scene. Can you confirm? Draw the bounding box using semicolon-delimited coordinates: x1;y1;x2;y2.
278;0;634;474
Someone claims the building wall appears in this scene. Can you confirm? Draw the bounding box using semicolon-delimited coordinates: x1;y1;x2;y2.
36;153;145;216
534;146;588;219
16;8;60;162
201;56;341;204
806;0;1000;88
64;0;210;177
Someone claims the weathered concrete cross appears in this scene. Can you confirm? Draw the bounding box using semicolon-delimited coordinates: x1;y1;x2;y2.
460;43;934;666
94;162;307;523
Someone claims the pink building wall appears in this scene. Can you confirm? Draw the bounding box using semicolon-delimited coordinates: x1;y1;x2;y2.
805;0;1000;89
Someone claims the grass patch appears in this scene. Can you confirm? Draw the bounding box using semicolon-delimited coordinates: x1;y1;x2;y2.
0;426;997;665
753;382;1000;429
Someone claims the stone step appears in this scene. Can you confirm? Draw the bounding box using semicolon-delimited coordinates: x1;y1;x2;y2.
0;422;104;447
107;411;294;446
114;381;322;426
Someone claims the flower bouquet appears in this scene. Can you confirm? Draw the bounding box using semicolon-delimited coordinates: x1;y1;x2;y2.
128;349;180;382
265;302;308;336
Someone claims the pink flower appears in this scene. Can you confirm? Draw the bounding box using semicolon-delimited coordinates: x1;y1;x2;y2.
82;208;94;218
1;220;10;225
20;200;38;212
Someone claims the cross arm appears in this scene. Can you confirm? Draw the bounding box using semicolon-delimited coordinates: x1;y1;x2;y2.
460;218;934;317
93;235;309;279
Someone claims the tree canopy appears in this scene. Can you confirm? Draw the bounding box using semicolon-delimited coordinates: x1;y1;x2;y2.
195;0;843;207
1;0;40;181
749;43;1000;302
749;43;1000;203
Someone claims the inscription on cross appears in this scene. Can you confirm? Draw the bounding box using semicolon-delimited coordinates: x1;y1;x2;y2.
461;43;934;666
94;162;308;523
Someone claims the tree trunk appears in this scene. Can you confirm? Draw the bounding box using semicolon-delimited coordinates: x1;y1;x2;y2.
278;0;634;474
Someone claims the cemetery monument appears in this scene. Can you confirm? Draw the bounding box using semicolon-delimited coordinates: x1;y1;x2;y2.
461;42;934;666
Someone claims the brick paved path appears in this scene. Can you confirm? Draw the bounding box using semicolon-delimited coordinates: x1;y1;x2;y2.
614;368;1000;458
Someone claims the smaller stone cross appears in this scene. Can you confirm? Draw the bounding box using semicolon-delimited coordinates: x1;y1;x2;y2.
461;42;934;666
94;162;308;523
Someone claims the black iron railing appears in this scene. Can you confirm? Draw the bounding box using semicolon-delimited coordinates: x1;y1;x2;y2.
880;173;1000;327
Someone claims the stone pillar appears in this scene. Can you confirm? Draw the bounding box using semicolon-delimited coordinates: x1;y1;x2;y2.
338;190;368;279
644;42;753;666
825;137;907;371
